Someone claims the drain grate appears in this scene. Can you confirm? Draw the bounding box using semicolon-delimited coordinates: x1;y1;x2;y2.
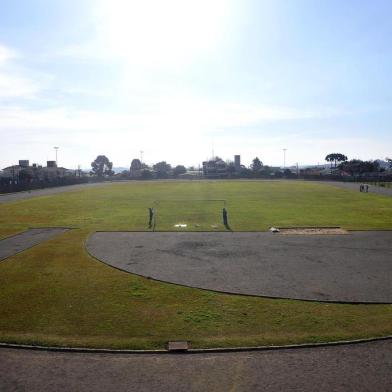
167;341;190;352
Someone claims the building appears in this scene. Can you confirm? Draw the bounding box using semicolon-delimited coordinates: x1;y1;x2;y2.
41;161;67;179
202;157;227;178
1;164;25;180
19;160;29;168
1;159;70;182
47;160;57;168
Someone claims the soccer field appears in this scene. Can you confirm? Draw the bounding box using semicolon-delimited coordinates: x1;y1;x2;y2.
0;180;391;350
1;180;392;235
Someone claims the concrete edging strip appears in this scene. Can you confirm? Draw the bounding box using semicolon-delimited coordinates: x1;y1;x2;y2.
0;335;391;355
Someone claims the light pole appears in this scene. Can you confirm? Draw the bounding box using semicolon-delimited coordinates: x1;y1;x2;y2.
283;148;287;169
54;147;59;166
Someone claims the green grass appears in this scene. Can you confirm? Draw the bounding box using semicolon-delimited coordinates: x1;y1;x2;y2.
0;180;392;349
1;180;392;232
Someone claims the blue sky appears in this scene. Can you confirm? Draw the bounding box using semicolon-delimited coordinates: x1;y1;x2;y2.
0;0;391;169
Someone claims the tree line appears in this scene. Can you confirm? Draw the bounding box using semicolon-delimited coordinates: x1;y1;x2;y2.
89;153;392;180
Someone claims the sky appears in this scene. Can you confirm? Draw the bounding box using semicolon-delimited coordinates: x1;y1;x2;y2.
0;0;391;169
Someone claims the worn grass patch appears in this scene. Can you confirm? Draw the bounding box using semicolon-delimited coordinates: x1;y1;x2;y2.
0;180;392;349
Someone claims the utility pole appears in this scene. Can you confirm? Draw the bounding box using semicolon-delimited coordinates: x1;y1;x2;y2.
54;147;59;166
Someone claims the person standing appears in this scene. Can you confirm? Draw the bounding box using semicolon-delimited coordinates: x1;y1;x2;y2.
223;207;228;227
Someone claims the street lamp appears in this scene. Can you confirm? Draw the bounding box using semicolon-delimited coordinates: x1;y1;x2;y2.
54;147;59;166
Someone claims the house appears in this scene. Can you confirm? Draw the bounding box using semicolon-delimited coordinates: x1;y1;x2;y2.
202;157;228;178
1;165;22;180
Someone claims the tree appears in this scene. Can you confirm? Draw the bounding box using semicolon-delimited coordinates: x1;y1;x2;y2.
130;159;142;170
173;165;186;177
90;155;114;177
119;170;129;179
325;153;348;168
261;165;272;175
153;161;172;178
239;167;252;178
141;169;153;179
226;162;236;176
250;157;263;172
339;159;380;176
386;157;392;169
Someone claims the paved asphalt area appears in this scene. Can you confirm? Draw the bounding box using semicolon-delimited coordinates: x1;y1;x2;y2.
87;231;392;303
0;228;70;261
0;182;112;204
1;340;392;392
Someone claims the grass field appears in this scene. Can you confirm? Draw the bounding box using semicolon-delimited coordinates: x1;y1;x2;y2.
0;180;392;349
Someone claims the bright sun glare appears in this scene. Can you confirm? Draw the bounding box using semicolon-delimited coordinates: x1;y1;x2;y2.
96;0;229;66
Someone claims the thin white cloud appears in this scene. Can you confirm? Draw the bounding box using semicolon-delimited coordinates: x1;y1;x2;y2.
0;98;328;135
0;73;39;98
0;43;41;98
0;44;16;65
0;98;350;169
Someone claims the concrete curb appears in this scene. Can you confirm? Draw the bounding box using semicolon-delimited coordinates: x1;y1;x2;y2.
1;335;391;355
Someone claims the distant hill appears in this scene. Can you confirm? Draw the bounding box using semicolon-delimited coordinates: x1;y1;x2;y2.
82;167;129;174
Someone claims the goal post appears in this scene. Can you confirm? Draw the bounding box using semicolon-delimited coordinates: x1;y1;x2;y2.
152;199;227;231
